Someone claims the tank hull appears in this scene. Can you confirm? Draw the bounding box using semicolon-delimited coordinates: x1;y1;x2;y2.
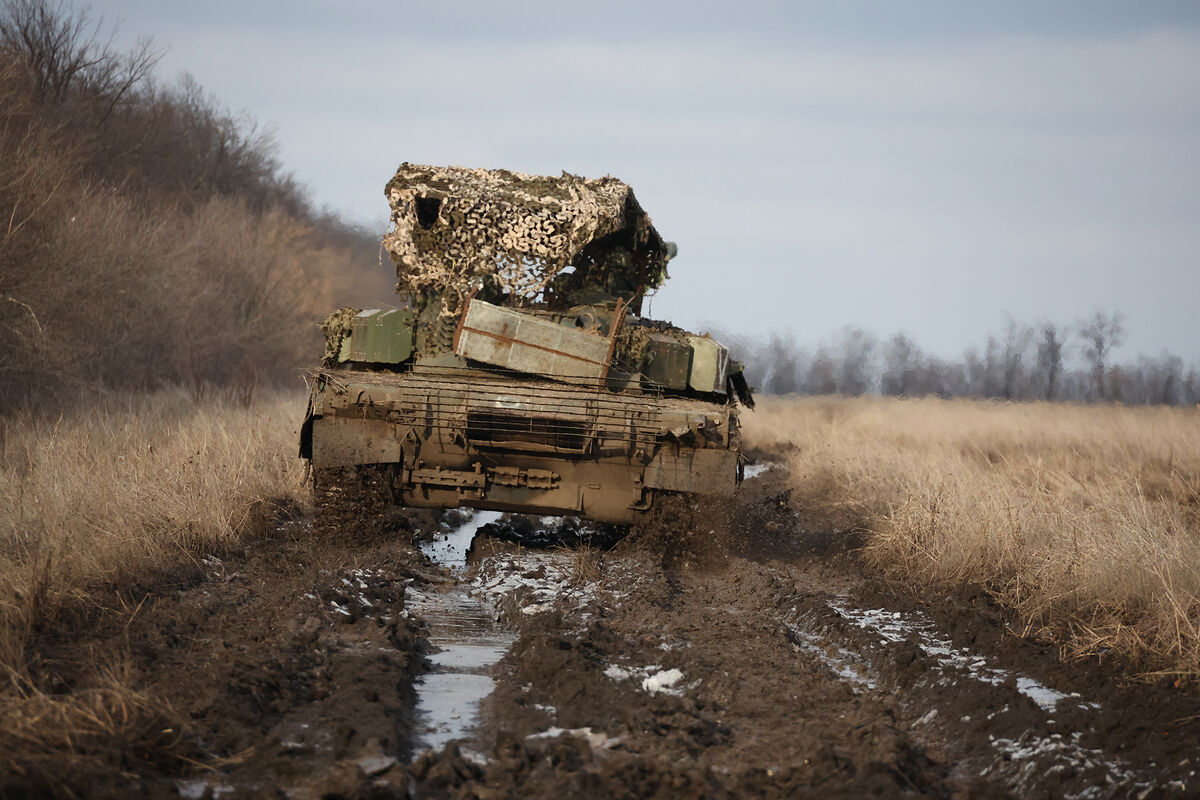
303;366;741;524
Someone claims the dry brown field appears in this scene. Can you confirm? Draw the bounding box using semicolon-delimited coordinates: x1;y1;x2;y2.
0;389;307;633
0;389;308;778
4;390;1200;797
743;395;1200;677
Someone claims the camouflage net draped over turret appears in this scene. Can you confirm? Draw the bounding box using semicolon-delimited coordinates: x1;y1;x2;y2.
382;164;667;316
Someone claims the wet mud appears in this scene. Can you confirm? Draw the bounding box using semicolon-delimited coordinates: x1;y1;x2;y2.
12;466;1200;798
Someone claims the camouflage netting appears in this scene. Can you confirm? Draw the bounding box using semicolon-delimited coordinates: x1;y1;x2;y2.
383;164;670;316
320;307;359;365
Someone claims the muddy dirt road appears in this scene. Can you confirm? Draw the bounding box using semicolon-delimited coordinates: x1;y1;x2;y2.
15;467;1200;798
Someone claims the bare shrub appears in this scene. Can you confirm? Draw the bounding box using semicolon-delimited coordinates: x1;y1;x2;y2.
742;396;1200;677
0;165;335;403
0;3;395;414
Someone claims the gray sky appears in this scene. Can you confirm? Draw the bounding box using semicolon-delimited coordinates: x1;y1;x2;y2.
90;0;1200;362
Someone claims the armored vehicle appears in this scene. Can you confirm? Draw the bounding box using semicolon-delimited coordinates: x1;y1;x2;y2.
300;164;754;533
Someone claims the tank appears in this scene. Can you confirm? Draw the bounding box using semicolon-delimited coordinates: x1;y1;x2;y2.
300;164;755;534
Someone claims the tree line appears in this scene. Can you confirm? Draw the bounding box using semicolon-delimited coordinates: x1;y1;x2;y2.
0;0;395;413
724;311;1200;406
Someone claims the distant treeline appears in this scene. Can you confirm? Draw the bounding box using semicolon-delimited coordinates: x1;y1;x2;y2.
722;312;1200;406
0;0;394;412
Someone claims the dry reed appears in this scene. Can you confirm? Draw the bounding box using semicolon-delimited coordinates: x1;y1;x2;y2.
0;388;308;778
742;395;1200;676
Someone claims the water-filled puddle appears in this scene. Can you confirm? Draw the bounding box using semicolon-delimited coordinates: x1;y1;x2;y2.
420;510;503;569
410;510;514;755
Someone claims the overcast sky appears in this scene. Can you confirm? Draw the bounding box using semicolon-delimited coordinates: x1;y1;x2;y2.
90;0;1200;362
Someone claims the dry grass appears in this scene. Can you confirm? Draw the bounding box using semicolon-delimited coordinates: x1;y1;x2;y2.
742;395;1200;677
0;387;308;780
567;544;605;584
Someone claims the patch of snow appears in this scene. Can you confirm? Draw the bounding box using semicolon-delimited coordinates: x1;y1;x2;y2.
642;668;684;694
827;600;1094;713
527;726;620;749
176;780;233;799
460;747;490;766
743;462;776;479
357;755;396;776
176;781;205;800
468;544;624;628
786;622;876;690
604;665;632;681
604;663;690;696
987;730;1148;800
1016;677;1076;713
914;709;938;726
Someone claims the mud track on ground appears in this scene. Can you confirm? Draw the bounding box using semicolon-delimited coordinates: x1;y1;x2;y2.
14;468;1200;798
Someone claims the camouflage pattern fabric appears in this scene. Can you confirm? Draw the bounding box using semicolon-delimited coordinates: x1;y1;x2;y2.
320;307;360;365
382;164;664;316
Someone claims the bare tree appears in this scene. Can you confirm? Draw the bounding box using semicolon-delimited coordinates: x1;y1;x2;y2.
998;318;1032;400
882;332;921;396
962;347;986;396
1036;323;1066;401
981;335;1003;397
804;348;837;394
1184;366;1200;406
835;326;876;396
0;0;160;116
1077;310;1125;400
1142;352;1183;406
763;331;802;394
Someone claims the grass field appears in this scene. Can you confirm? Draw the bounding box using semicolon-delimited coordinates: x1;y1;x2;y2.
0;389;308;781
3;389;1197;785
0;388;308;678
742;395;1200;678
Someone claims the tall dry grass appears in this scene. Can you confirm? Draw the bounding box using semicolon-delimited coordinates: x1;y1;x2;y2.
0;388;308;782
0;388;308;667
742;396;1200;677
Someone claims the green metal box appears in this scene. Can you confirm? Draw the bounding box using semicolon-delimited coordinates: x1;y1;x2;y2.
643;333;693;390
346;309;416;365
